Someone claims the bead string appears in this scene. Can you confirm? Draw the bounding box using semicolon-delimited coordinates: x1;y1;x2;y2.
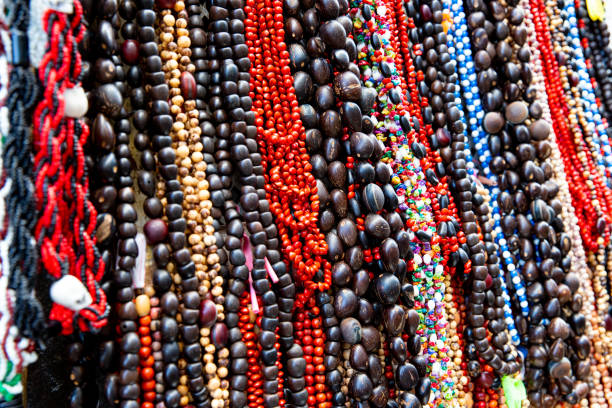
245;0;331;308
557;0;612;188
523;0;606;405
4;0;45;345
532;0;612;253
352;0;455;401
536;0;612;323
447;0;521;347
444;0;521;384
32;0;109;334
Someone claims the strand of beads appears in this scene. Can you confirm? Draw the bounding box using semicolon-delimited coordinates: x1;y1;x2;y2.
244;0;332;309
244;0;332;405
188;0;239;402
576;0;612;129
563;0;612;325
523;1;605;405
3;0;45;348
568;0;612;182
116;0;176;405
407;0;519;390
535;0;612;254
0;0;40;398
205;0;288;402
162;3;219;405
95;0;145;403
488;0;589;404
444;0;521;391
284;0;381;404
157;2;204;406
80;0;121;400
33;0;109;335
391;3;471;404
132;0;191;405
448;0;522;351
396;0;476;400
352;0;456;403
205;0;306;404
555;0;612;187
537;0;612;334
32;1;110;407
0;8;19;400
174;3;230;407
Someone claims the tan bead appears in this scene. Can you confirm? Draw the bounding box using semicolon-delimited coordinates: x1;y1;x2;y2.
177;35;191;49
207;377;221;392
134;294;151;317
218;366;228;378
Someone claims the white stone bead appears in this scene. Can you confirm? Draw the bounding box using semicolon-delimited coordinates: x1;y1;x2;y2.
50;275;92;311
64;86;88;118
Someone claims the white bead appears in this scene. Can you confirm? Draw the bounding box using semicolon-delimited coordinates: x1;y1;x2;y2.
50;275;92;311
64;86;88;118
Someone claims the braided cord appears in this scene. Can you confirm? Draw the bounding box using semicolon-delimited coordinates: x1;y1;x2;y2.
32;0;108;335
4;0;45;342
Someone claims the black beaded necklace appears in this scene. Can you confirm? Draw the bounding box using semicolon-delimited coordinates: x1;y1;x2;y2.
4;0;46;345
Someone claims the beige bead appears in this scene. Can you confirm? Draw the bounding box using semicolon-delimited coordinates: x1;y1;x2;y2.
208;376;221;389
218;367;228;378
135;294;151;317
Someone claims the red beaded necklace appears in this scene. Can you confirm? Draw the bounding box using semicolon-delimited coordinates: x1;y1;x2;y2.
138;311;155;408
244;0;331;309
293;298;328;407
238;294;264;408
32;0;108;334
244;1;330;405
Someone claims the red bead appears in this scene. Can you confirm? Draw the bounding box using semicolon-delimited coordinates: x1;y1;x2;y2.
121;40;139;65
180;71;197;100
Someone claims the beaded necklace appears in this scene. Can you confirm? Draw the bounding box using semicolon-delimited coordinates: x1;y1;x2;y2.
3;0;45;347
577;0;612;130
352;0;457;403
0;0;41;400
488;0;592;404
522;0;605;405
83;0;145;404
442;0;521;389
535;0;612;329
244;0;331;309
33;0;108;335
31;4;110;403
158;2;225;406
0;1;36;399
400;0;491;398
112;0;176;405
532;0;612;255
448;0;522;351
204;0;305;404
560;0;612;184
